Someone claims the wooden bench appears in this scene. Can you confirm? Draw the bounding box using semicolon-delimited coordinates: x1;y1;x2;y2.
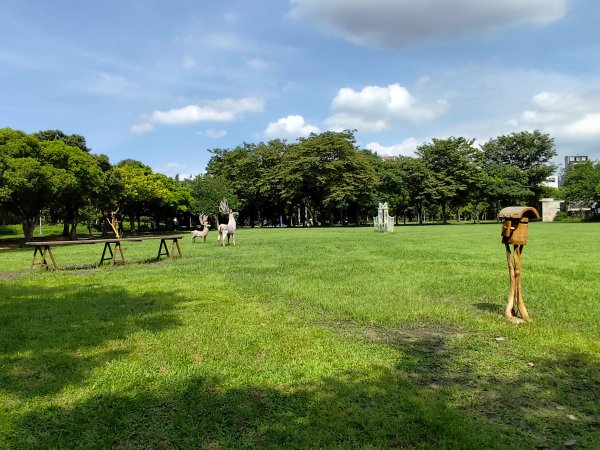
25;235;183;271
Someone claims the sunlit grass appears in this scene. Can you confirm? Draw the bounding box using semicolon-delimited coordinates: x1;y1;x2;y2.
1;223;599;448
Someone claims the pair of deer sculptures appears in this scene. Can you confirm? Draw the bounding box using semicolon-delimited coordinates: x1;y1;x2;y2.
191;200;236;246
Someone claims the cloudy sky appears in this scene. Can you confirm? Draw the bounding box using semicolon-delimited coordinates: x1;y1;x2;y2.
1;0;598;178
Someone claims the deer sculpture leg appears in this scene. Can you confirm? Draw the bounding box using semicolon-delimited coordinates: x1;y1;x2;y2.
218;225;227;246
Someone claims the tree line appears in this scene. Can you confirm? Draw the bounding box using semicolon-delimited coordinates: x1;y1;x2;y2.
4;126;587;241
0;128;191;240
197;129;558;227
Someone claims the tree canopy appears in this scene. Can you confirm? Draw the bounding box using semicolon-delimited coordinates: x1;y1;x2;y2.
0;126;564;236
562;160;600;211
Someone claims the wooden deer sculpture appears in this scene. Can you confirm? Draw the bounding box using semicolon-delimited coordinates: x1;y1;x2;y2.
191;214;209;243
218;200;236;246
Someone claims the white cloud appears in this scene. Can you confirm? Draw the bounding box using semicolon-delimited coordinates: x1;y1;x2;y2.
199;128;227;138
290;0;566;48
325;83;447;132
563;113;600;138
512;90;600;140
365;138;421;157
265;115;320;140
132;97;264;133
130;122;155;134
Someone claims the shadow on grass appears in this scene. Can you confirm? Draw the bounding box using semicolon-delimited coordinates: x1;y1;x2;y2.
8;370;510;449
388;327;599;449
0;284;183;399
6;324;599;449
474;302;502;314
325;322;600;449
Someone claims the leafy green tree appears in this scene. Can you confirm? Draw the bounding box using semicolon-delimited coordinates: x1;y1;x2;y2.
182;174;237;217
398;157;429;224
0;129;59;239
206;140;285;225
562;160;600;211
40;140;104;238
34;129;91;152
481;163;533;210
92;154;124;215
149;173;192;228
207;143;258;216
253;140;287;225
115;160;163;230
416;137;481;223
115;160;191;231
276;131;378;225
481;130;557;205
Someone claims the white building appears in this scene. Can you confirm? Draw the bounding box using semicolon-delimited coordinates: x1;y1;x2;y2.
542;175;559;189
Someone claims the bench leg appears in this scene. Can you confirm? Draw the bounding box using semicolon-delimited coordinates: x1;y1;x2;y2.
157;239;169;260
30;245;58;271
45;246;58;269
115;242;126;265
100;242;113;265
100;242;126;266
171;238;182;258
30;246;41;271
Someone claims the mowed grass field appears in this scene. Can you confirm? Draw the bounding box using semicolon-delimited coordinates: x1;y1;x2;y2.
0;222;598;449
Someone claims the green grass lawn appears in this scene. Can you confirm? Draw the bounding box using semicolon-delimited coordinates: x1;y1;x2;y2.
0;223;599;449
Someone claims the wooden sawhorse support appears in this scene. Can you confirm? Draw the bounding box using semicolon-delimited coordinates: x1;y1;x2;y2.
30;244;58;271
99;240;126;266
156;237;182;260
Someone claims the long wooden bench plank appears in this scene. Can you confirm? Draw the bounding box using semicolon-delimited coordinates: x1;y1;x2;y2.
26;235;183;271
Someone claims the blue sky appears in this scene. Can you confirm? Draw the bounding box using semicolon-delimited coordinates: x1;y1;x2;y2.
1;0;598;178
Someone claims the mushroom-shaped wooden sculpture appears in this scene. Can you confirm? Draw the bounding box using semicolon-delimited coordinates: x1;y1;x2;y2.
498;206;540;323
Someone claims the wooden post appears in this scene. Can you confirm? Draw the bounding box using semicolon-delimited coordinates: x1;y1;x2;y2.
513;245;530;321
171;238;182;258
504;243;516;319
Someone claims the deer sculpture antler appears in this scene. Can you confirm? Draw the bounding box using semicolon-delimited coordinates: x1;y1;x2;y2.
219;200;230;216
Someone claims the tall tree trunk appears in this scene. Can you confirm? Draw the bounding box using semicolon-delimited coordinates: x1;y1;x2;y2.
441;201;447;224
22;218;36;241
69;215;78;240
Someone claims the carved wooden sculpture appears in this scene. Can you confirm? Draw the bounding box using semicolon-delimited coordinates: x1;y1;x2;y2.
498;206;540;323
103;208;125;264
107;208;122;239
218;200;237;246
192;214;209;243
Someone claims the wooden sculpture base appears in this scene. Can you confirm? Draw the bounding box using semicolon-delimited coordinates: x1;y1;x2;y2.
504;243;531;324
